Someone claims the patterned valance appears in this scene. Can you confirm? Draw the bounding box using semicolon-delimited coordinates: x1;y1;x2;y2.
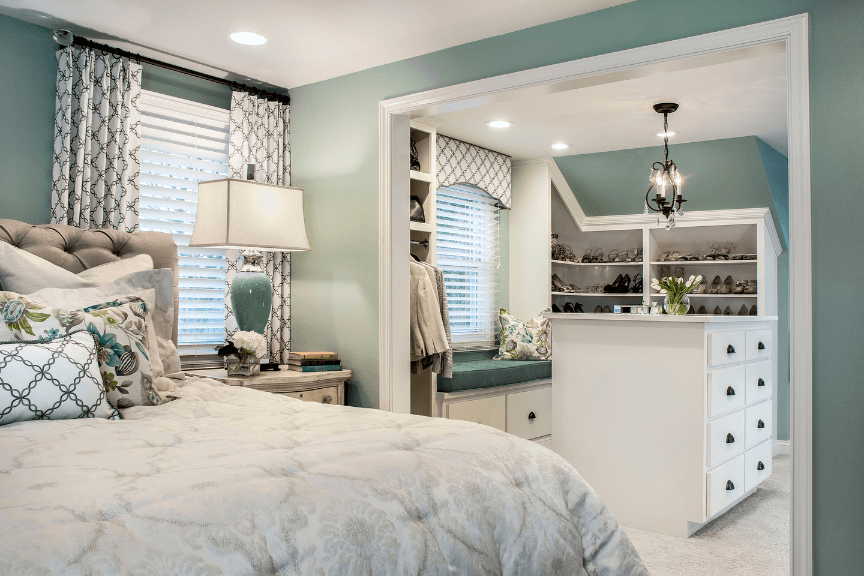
437;135;511;208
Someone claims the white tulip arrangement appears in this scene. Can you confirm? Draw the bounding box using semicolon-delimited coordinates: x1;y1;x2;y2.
651;274;703;315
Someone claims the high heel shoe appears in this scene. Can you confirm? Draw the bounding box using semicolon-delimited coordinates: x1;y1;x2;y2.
695;277;707;293
713;306;722;315
591;248;604;263
593;305;603;313
605;249;619;263
631;274;643;293
723;306;732;316
602;305;611;313
659;265;671;279
732;280;747;294
552;274;569;292
718;275;733;294
581;248;593;263
744;279;757;294
551;303;562;313
604;273;624;293
697;305;708;314
563;302;576;313
738;304;749;316
749;305;758;316
708;275;722;294
658;251;670;262
573;302;584;313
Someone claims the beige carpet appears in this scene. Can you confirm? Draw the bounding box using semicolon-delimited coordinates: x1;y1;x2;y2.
624;455;790;576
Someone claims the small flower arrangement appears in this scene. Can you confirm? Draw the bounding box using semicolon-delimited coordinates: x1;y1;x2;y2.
217;331;267;376
651;274;703;315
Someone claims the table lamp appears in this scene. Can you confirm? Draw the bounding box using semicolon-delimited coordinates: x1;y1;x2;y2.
190;178;310;335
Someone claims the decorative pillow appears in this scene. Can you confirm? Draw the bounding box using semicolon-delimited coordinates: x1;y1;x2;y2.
0;332;121;425
0;292;164;408
0;242;153;293
494;308;552;361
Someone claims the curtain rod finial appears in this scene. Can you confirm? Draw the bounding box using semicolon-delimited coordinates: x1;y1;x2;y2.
52;29;73;47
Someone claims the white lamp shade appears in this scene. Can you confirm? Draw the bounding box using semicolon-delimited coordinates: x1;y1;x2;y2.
189;179;311;251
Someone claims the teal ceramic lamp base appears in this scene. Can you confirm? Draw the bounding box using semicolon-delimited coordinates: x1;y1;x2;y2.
230;250;272;335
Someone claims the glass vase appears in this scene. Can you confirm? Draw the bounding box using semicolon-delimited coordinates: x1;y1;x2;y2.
664;294;690;316
227;354;261;377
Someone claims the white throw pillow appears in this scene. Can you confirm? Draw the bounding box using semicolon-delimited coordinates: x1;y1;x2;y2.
0;332;121;425
0;243;152;293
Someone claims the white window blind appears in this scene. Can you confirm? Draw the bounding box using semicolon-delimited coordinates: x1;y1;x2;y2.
138;91;229;357
436;185;500;349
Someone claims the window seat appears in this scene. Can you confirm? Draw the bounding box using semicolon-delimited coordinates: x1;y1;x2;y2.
437;350;552;393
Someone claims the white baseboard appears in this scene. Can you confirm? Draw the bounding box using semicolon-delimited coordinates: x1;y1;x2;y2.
774;439;791;456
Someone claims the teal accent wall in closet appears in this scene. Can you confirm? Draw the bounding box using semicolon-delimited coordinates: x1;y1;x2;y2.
287;1;864;571
0;14;57;224
554;136;791;440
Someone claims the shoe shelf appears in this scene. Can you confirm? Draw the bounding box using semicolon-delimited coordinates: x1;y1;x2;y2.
648;292;756;298
553;291;642;297
410;170;433;183
553;259;642;267
649;260;757;266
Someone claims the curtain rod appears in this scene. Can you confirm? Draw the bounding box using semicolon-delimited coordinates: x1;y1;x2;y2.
68;36;290;106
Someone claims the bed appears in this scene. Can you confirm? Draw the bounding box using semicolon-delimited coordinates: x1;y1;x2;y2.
0;220;648;575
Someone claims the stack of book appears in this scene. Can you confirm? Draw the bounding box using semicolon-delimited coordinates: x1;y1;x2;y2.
286;352;342;372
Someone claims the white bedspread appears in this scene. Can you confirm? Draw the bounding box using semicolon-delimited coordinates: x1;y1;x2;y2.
0;378;648;575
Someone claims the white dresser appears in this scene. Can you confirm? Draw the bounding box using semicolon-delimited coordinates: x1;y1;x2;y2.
547;313;777;537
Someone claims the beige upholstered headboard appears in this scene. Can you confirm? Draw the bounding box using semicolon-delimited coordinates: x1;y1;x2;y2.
0;219;180;345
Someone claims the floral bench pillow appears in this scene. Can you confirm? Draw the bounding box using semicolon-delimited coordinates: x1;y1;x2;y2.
494;308;552;361
0;292;163;408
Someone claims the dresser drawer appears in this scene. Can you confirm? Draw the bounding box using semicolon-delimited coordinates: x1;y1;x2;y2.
447;396;506;431
744;441;773;492
746;330;773;362
745;401;772;449
707;365;746;418
707;331;746;367
283;386;339;404
506;387;552;440
707;454;745;518
745;361;772;405
707;409;745;468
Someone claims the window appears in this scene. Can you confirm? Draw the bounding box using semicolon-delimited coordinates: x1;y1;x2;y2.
138;91;230;358
436;185;500;349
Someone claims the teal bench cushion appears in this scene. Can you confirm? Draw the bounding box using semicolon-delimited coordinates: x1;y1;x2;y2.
437;352;552;393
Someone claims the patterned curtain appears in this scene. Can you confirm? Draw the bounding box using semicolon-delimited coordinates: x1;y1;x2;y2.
51;46;142;232
226;91;292;363
437;134;511;208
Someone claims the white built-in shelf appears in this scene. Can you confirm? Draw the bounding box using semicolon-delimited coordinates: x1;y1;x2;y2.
649;292;757;299
552;259;643;267
410;170;433;183
410;221;434;233
650;260;757;266
552;291;643;297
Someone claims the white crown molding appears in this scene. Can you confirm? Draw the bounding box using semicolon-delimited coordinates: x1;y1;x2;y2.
546;158;587;229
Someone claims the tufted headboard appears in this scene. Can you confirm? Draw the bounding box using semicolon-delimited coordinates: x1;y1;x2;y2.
0;219;180;344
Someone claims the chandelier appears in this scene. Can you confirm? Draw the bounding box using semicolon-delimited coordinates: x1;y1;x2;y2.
645;102;685;230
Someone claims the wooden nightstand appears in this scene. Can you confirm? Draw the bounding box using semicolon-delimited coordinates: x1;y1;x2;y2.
187;366;352;405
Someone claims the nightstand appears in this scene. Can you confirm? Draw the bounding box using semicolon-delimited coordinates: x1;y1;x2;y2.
186;366;352;405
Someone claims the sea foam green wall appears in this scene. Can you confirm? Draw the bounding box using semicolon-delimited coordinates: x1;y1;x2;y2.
142;62;232;109
554;136;790;440
288;1;864;570
0;14;57;223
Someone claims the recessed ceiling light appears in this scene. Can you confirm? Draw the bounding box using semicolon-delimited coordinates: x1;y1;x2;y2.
550;143;571;150
486;120;512;128
230;31;267;46
656;130;678;138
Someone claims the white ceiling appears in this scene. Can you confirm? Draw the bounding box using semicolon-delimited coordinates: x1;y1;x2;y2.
422;45;788;159
0;0;632;90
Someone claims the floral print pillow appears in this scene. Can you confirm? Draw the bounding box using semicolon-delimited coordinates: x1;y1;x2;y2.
0;292;163;408
494;308;552;361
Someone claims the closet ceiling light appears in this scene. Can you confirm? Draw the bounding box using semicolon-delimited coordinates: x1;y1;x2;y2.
486;120;512;128
644;102;686;230
230;31;267;46
550;143;571;150
656;130;678;138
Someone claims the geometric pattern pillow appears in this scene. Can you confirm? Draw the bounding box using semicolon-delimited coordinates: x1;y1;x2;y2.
0;332;121;426
0;292;164;408
494;308;552;361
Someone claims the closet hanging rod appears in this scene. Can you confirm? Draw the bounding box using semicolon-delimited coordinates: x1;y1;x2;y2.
410;240;429;247
59;34;290;105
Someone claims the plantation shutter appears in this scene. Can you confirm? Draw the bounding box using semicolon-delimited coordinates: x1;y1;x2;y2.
436;184;500;349
138;91;229;357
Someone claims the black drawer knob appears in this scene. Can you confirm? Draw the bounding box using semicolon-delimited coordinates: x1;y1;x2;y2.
726;480;735;491
758;378;765;387
528;412;536;420
757;461;765;471
726;386;736;396
758;341;766;350
757;419;765;429
727;344;736;354
726;433;735;444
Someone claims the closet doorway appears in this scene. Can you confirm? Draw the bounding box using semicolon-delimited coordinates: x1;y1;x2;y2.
379;13;811;575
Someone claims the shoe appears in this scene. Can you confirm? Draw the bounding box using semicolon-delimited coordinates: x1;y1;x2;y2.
696;278;707;293
718;275;733;294
631;274;643;293
677;254;691;261
552;303;562;313
738;305;749;316
594;305;603;313
573;302;585;313
687;305;695;315
659;265;670;279
602;306;611;313
708;275;722;294
749;305;758;316
582;248;594;263
591;249;604;263
713;306;722;315
723;306;732;316
563;302;576;313
716;243;734;260
704;243;719;260
658;251;670;262
669;251;680;262
617;274;632;293
552;274;568;292
604;274;624;293
732;280;747;294
744;279;757;294
635;248;643;262
605;249;619;263
673;267;684;279
697;305;708;314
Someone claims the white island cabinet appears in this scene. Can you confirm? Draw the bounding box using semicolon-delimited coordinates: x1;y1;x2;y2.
547;313;777;537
